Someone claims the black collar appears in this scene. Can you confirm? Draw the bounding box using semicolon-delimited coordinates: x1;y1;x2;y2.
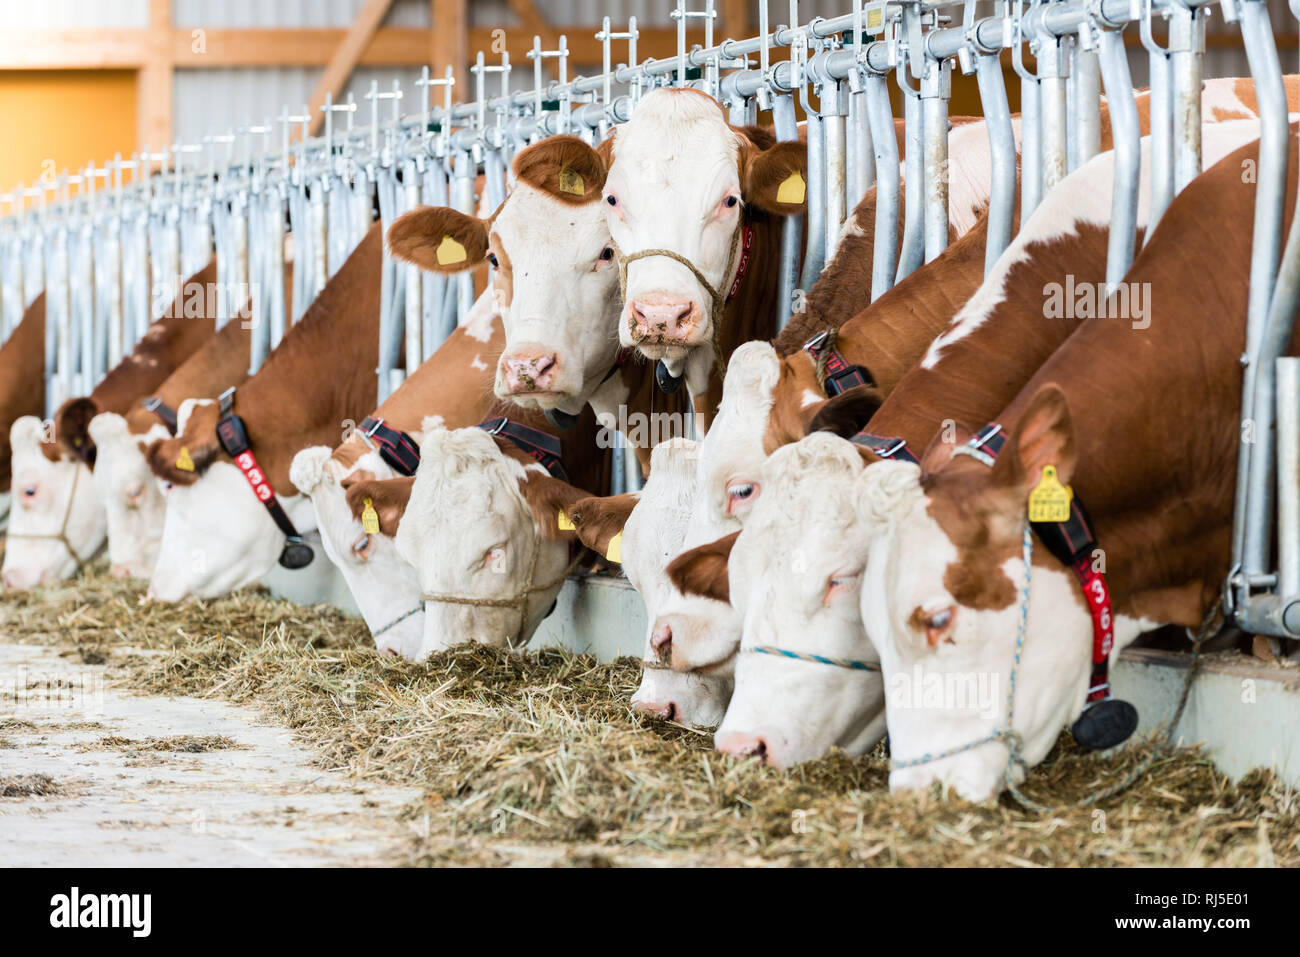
478;417;569;483
803;330;874;397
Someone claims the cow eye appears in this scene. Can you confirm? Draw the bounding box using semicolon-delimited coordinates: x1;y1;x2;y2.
824;571;861;605
605;194;618;207
724;195;740;208
352;533;373;561
125;483;145;507
22;486;36;498
725;480;759;515
599;247;614;261
488;253;500;268
923;606;957;647
483;544;507;570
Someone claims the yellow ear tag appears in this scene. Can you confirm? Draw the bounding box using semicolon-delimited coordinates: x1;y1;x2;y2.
361;497;380;534
435;234;468;266
558;166;586;196
175;446;195;472
605;531;623;563
776;171;806;205
1027;465;1073;523
557;509;576;531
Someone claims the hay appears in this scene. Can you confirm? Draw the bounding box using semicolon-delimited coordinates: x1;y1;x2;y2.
2;565;1298;866
85;734;242;753
0;773;64;798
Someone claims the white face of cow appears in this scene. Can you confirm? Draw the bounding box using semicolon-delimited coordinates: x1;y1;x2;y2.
87;413;169;579
146;399;315;601
290;445;424;660
713;434;886;769
2;416;105;589
491;183;623;414
395;426;569;656
620;438;732;727
605;90;746;361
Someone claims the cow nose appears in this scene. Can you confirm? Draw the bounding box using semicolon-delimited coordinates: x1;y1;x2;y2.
716;732;771;764
650;621;673;663
633;699;678;721
109;563;134;579
630;299;696;341
501;353;559;393
2;569;26;591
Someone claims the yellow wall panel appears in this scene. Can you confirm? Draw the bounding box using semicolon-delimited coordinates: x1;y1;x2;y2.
0;70;137;195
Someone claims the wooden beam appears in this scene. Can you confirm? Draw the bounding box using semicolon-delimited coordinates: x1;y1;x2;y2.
433;0;468;81
138;0;172;153
506;0;550;40
723;0;749;36
306;0;396;136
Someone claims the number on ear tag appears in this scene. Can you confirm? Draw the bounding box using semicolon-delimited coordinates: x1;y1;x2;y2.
361;497;380;534
605;531;623;563
175;446;195;472
776;171;806;205
436;234;468;266
1027;465;1073;523
557;509;576;531
558;166;585;196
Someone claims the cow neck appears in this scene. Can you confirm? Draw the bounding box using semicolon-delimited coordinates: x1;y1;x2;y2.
86;260;220;417
607;353;693;473
129;312;256;437
867;221;1121;457
0;293;47;493
984;141;1300;626
333;317;506;474
218;223;384;493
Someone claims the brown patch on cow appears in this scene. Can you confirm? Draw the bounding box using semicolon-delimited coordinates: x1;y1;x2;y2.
517;471;590;543
568;492;638;557
666;532;739;605
54;397;101;467
146;402;221;486
344;477;413;537
0;293;47;492
387;206;490;274
512;134;610;205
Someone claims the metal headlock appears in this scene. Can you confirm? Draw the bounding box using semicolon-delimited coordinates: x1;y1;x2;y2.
2;0;1299;640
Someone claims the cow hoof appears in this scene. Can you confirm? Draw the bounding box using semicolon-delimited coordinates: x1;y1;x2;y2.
544;408;580;431
279;540;316;570
655;360;684;394
1071;698;1139;751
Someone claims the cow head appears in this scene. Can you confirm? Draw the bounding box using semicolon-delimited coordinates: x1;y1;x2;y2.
856;387;1106;802
290;444;425;660
144;399;315;600
604;89;806;378
388;136;622;420
2;415;106;589
676;433;885;769
86;412;170;579
394;424;584;655
570;437;732;727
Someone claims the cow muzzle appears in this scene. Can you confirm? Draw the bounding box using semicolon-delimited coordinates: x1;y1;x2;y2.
499;349;562;396
627;296;703;346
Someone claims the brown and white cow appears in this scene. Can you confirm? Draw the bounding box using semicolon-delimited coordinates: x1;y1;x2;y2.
853;129;1298;800
0;292;46;519
3;261;221;588
143;230;388;604
698;118;1273;774
289;289;507;658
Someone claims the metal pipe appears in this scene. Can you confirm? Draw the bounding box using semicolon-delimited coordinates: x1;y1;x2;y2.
799;108;827;291
1169;3;1204;195
1037;38;1069;197
823;80;848;264
1095;26;1140;293
771;93;803;325
897;79;924;282
920;56;951;263
975;51;1015;276
1276;358;1300;603
451;150;476;323
1073;44;1102;169
865;70;900;300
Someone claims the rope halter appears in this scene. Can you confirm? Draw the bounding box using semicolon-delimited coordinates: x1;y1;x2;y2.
5;462;100;577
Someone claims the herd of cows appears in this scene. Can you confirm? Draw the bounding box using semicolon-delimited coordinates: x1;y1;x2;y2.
1;80;1297;802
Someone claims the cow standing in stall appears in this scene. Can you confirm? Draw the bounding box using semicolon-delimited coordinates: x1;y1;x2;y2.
0;293;46;526
4;262;221;589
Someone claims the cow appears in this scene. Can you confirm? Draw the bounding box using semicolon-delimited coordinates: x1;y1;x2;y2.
0;293;46;520
684;118;1272;775
340;399;611;657
288;290;506;659
143;228;387;604
3;261;221;589
849;129;1299;801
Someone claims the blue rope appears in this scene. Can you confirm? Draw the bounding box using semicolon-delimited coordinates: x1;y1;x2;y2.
747;645;880;672
372;604;421;639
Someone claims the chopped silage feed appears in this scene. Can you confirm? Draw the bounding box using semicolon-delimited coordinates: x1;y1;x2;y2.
1;564;1296;866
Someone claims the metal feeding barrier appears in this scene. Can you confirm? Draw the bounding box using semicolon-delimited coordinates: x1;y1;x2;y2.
1;0;1299;639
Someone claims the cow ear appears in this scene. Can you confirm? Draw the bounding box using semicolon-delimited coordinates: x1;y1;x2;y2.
742;140;808;215
387;206;490;274
512;134;610;204
806;384;884;439
919;423;976;476
145;402;221;485
55;396;102;466
344;477;414;537
518;473;592;542
568;492;639;557
666;531;740;604
1003;384;1076;490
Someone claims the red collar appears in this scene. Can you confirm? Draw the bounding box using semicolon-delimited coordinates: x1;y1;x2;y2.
726;223;755;301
